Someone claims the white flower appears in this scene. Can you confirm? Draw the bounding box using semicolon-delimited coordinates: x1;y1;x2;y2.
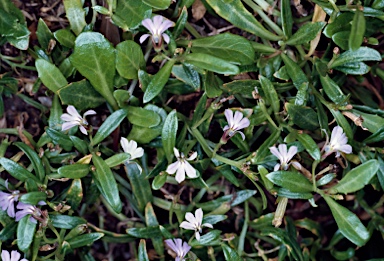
179;208;213;241
1;250;28;261
164;238;191;261
61;105;96;135
166;148;197;183
120;137;144;173
139;15;175;48
269;144;298;171
323;126;352;158
223;109;250;141
0;180;20;218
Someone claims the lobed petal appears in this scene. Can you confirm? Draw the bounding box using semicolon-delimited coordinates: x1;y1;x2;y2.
66;105;82;119
195;208;203;224
224;109;234;128
1;250;10;261
141;18;155;34
180;221;195;230
286;145;298;162
184;162;197;178
79;126;88;135
10;251;21;261
236;117;250;130
185;212;196;224
233;111;244;125
61;122;78;131
83;109;96;118
173;147;180;158
166;161;180;174
175;165;186;183
187;151;197;161
162;33;170;44
139;34;151;43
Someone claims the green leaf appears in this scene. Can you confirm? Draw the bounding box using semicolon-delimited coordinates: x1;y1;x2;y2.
126;227;162;238
152;172;167;190
266;171;313;192
17;216;36;252
319;74;348;105
332;31;349;50
138;239;150;261
0;8;30;50
92;154;122;213
349;7;365;51
203;71;222;98
184;53;239;75
281;0;293;38
58;79;105;110
36;59;68;92
105;153;130;168
286;103;319;131
330;109;353;140
63;0;86;35
19;192;46;205
36;18;53;50
351;109;384;133
54;28;76;48
281;53;308;91
205;0;281;41
277;188;313;199
185;33;255;65
330;47;381;68
217;165;239;187
162;110;178;163
58;164;90;179
0;158;40;183
143;59;175;103
69;136;88;155
364;126;384;143
222;244;242;261
142;0;171;10
67;233;104;249
70;32;118;109
324;12;353;38
0;0;25;23
144;203;164;257
46;128;73;151
66;179;83;209
114;0;151;30
92;109;127;145
329;159;379;194
190;230;221;246
333;62;370;75
173;6;188;38
126;106;161;128
50;215;86;229
172;64;201;90
14;142;45;181
116;40;145;80
259;75;280;113
285;22;325;45
296;133;321;161
323;196;369;246
125;162;153;212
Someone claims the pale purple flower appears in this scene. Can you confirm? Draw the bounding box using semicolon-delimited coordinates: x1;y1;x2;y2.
15;201;46;224
323;126;352;158
180;208;213;241
139;15;175;48
61;105;96;135
269;144;298;171
120;137;144;173
0;181;20;218
165;238;191;261
223;109;250;141
166;148;197;183
1;250;28;261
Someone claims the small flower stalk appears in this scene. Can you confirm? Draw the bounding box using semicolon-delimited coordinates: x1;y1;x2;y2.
180;208;212;241
120;138;144;173
221;109;250;143
1;250;28;261
164;238;191;261
166;148;198;183
269;144;299;171
322;126;352;159
140;15;175;50
61;105;96;135
0;181;20;218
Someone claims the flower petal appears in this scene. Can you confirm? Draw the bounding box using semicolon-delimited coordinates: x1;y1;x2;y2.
83;110;97;117
1;250;10;261
195;231;201;241
184;162;197;178
10;250;21;261
139;34;151;43
61;122;78;131
142;18;155;34
120;137;129;153
187;151;197;161
79;125;88;135
162;33;170;44
185;212;196;224
175;165;186;183
224;109;234;127
173;147;180;158
180;221;195;230
202;223;213;228
66;105;81;119
195;208;203;223
166;161;179;174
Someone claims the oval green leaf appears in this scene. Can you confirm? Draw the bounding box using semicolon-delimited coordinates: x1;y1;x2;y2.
330;47;381;68
349;8;365;51
58;164;90;179
0;158;40;183
92;109;127;145
184;53;239;75
14;142;45;181
266;171;313;192
162;110;178;163
36;59;68;92
116;40;145;80
126;106;161;128
92;154;122;213
17;216;36;252
285;22;325;45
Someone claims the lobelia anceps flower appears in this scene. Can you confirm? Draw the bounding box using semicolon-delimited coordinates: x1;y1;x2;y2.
61;105;96;135
139;15;175;50
269;144;298;171
166;148;197;183
1;250;28;261
179;208;213;241
120;137;144;174
15;201;46;224
0;180;20;218
164;238;191;261
322;126;352;158
222;109;250;142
